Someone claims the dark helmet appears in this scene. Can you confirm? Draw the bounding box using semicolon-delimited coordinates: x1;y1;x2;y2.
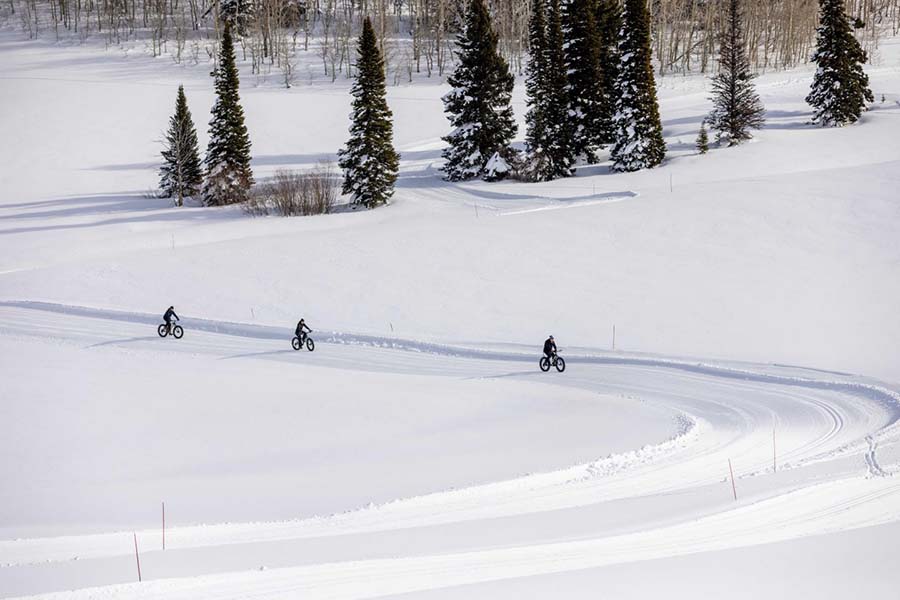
549;335;554;340
169;306;174;309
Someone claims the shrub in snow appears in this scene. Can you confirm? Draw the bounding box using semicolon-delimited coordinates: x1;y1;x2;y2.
610;0;666;172
707;0;765;146
483;150;519;182
523;0;575;181
441;0;516;182
159;85;203;207
338;17;399;208
247;166;337;217
202;24;254;206
806;0;873;126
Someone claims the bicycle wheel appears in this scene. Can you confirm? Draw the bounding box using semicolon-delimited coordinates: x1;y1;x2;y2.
172;325;184;339
539;357;550;372
291;337;301;351
306;338;315;352
157;324;168;338
555;357;566;372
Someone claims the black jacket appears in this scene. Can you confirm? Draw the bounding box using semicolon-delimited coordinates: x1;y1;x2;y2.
164;308;179;322
543;339;557;355
296;321;311;336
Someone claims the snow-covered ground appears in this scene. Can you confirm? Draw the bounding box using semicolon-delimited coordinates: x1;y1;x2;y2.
1;25;900;600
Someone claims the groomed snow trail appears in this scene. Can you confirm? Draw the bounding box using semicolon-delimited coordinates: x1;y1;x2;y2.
1;302;899;599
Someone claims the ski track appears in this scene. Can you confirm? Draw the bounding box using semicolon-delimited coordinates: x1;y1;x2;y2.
1;301;900;598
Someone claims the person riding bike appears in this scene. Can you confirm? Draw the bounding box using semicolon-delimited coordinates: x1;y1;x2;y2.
163;306;179;334
543;335;557;361
295;318;312;343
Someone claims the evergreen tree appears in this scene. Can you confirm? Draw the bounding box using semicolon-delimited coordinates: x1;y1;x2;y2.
442;0;517;181
338;17;400;208
159;85;203;206
696;121;709;154
523;0;574;180
563;0;607;162
595;0;621;145
524;0;548;159
707;0;764;145
203;24;254;206
806;0;873;126
610;0;666;172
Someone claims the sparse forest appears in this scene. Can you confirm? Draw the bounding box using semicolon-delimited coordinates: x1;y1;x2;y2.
4;0;900;84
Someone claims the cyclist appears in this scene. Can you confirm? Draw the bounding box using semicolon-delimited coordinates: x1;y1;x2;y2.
163;306;179;334
543;335;557;362
295;318;312;343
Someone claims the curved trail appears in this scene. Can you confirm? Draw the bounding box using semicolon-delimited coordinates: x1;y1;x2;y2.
1;302;899;599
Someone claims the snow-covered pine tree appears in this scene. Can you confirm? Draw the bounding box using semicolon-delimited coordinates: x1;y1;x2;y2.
338;17;400;208
563;0;607;163
526;0;575;181
595;0;621;146
806;0;873;126
610;0;666;172
696;121;709;154
441;0;517;181
707;0;765;146
203;24;254;207
524;0;548;163
159;85;203;207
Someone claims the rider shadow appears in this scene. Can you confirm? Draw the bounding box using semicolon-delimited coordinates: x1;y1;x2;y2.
220;349;295;361
468;371;544;381
86;336;157;349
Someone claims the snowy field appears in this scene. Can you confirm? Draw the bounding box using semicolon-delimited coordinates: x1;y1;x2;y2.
1;24;900;600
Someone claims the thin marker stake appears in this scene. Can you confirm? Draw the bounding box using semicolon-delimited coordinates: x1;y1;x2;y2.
162;502;166;551
728;459;737;501
773;428;777;473
133;532;142;582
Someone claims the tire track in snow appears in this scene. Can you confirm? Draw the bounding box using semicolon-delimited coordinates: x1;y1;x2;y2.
8;478;900;600
2;300;900;593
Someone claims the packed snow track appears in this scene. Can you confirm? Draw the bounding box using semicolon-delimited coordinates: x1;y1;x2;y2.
1;302;899;599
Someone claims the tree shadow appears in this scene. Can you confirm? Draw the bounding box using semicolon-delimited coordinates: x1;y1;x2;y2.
663;114;706;127
0;193;171;221
762;108;817;130
89;148;445;173
0;193;240;235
